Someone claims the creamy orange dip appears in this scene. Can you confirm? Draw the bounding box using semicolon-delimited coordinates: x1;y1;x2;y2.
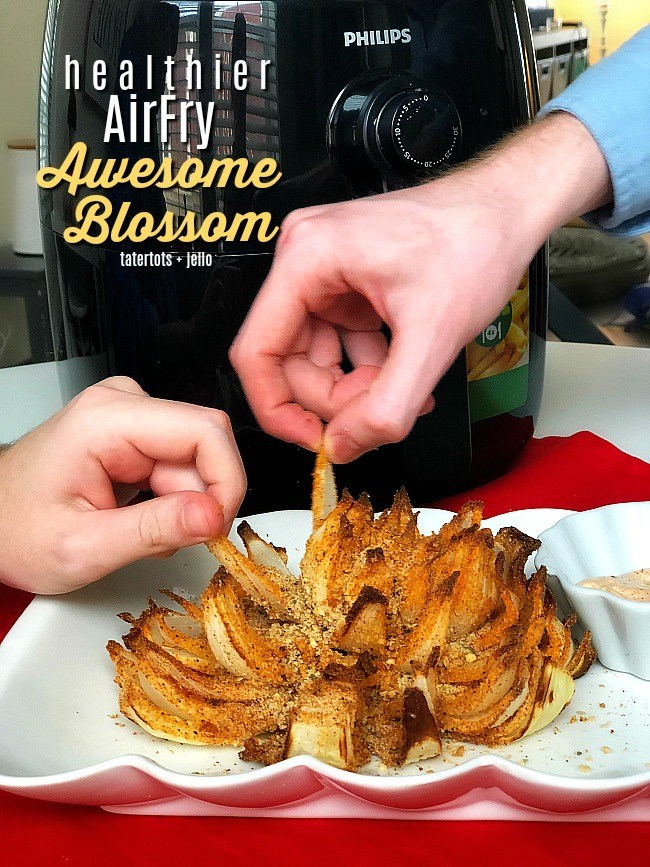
579;569;650;602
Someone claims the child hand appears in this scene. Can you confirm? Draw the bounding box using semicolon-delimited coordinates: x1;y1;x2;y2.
0;377;246;594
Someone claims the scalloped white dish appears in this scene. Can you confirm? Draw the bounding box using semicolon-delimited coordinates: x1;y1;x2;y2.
536;503;650;680
0;508;649;821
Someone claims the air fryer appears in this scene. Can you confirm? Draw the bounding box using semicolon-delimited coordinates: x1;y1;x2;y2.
39;0;548;513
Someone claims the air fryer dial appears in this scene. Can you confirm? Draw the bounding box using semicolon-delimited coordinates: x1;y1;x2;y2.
327;73;462;190
377;88;461;171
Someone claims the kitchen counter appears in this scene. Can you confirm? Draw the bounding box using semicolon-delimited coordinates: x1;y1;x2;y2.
537;342;650;462
532;26;589;53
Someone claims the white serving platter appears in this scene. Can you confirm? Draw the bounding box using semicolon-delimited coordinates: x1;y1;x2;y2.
0;508;648;821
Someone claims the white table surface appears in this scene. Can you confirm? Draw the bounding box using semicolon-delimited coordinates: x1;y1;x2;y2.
537;342;650;463
0;355;107;444
1;343;648;463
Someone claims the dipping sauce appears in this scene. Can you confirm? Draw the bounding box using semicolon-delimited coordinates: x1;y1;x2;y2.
579;569;650;602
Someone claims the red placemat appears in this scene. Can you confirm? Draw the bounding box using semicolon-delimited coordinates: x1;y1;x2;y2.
434;431;650;517
1;432;649;866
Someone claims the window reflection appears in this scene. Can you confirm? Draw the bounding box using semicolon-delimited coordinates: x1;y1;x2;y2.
159;2;280;228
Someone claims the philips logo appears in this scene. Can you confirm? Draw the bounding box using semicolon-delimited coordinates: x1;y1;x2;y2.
343;28;411;48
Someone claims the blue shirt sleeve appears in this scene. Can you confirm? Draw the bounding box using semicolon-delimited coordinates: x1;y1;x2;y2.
538;26;650;237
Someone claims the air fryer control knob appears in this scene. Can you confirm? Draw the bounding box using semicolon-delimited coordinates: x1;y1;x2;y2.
375;88;461;172
327;74;462;190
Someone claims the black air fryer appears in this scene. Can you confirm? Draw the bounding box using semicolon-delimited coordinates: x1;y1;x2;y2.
39;0;547;513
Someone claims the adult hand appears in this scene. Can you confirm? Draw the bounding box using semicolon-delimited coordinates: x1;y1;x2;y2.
0;377;246;594
231;113;612;463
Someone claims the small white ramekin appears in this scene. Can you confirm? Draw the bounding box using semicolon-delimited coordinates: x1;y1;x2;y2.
536;502;650;680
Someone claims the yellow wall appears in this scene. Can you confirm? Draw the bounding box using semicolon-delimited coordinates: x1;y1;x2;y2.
0;0;49;245
554;1;650;65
